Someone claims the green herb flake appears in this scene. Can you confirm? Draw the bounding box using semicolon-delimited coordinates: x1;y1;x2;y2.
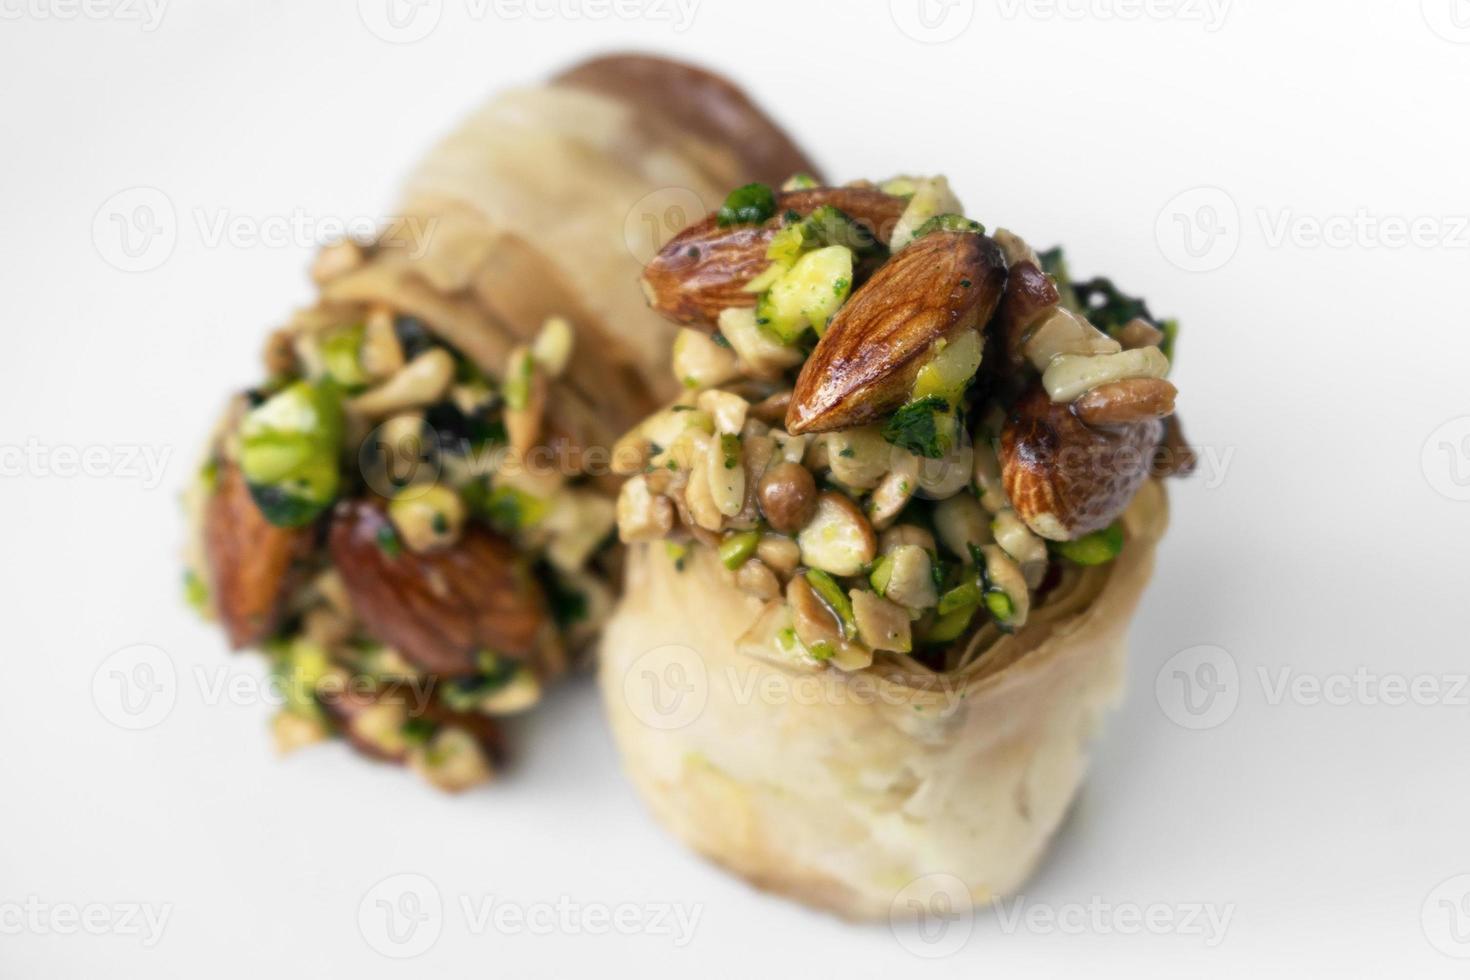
881;396;952;459
717;183;777;227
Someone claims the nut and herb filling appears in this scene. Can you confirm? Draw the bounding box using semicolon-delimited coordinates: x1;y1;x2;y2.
618;175;1192;673
184;240;618;791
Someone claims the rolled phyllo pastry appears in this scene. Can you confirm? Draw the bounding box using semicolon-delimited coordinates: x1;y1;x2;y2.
601;175;1193;916
182;56;818;791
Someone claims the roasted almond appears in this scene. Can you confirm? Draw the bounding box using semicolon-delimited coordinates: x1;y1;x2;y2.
1000;384;1162;541
785;231;1007;435
328;499;550;677
204;461;313;649
1073;377;1177;426
640;187;908;329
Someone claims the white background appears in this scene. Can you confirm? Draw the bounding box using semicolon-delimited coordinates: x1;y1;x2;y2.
2;0;1468;976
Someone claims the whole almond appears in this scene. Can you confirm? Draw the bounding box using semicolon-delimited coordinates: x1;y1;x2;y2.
1000;384;1162;541
329;499;550;677
640;187;908;329
204;461;313;649
785;231;1007;435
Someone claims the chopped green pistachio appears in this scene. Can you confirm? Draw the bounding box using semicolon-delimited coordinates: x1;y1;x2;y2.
749;205;877;294
805;570;857;637
912;330;983;404
1160;318;1180;362
665;540;689;572
914;213;985;239
718;530;761;570
503;349;535;410
478;485;548;534
881;396;953;459
755;245;854;343
921;604;976;644
182;569;209;612
808;640;835;661
321;324;368;389
936;582;981;617
273;638;331;721
239;380;345;527
869;555;895;596
879;176;918;198
1052;522;1125;566
984;590;1015;621
717;182;776;227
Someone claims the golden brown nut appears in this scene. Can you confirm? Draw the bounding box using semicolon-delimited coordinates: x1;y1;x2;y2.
756;461;818;533
1000;384;1163;541
1072;377;1178;427
328;499;550;677
204;461;312;649
640;188;909;330
785;231;1007;435
996;259;1061;368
